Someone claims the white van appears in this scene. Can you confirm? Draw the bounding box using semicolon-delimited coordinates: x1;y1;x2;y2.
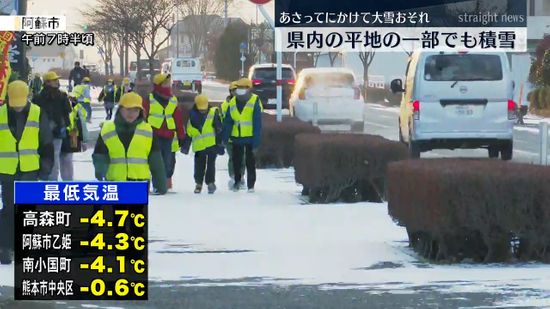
391;51;516;160
162;57;203;93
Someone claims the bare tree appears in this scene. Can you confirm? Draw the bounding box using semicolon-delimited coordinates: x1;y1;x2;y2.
248;22;272;65
312;52;321;67
141;0;180;77
83;0;149;80
80;18;115;76
95;31;110;75
113;33;126;76
178;0;232;58
359;50;376;89
328;52;340;67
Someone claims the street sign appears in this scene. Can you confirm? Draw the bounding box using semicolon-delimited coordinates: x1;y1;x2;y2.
240;56;246;62
249;0;271;4
239;42;247;51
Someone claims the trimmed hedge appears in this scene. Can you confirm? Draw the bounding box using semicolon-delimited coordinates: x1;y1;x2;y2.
256;114;321;169
529;87;550;117
294;133;408;203
388;159;550;263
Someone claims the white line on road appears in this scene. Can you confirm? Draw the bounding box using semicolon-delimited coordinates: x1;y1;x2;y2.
364;121;393;129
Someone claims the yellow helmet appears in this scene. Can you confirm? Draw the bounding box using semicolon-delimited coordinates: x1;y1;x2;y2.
235;78;252;88
7;80;29;108
118;92;143;110
83;77;91;82
107;78;114;83
153;73;171;85
123;77;129;83
43;71;60;81
229;81;238;90
194;94;209;110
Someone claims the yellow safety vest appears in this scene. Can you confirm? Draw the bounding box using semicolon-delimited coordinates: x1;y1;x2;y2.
73;84;91;104
0;103;41;175
148;93;178;130
68;103;87;135
222;96;263;121
171;131;179;153
229;94;258;138
100;120;153;181
221;100;230;121
186;107;218;153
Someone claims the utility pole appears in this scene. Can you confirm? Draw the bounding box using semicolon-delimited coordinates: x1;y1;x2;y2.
224;0;228;27
257;4;281;122
176;13;180;58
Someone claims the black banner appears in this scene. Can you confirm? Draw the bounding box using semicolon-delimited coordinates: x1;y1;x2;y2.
275;0;527;28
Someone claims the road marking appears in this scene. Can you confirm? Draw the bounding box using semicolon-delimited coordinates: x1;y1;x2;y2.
513;149;539;157
364;121;392;129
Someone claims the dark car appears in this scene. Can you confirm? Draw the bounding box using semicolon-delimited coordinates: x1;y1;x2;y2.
248;64;296;109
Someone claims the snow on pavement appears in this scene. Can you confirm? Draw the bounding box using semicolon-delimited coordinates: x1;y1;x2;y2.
1;105;550;307
202;80;229;88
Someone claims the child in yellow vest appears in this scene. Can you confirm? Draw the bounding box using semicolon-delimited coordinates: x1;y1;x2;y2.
183;94;224;194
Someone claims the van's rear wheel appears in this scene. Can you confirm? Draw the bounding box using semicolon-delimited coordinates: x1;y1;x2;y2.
409;141;421;159
501;141;513;161
488;146;500;159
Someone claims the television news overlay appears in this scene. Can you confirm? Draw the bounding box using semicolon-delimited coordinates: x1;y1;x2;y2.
14;182;149;301
0;16;94;46
0;15;67;32
275;0;527;52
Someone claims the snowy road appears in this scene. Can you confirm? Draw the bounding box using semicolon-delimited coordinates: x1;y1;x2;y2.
201;80;230;102
1;98;550;308
363;103;544;164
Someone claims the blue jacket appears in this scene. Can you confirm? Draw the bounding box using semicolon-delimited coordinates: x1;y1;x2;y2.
222;95;262;148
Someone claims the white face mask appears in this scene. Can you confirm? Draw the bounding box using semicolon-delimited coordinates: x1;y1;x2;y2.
235;89;247;96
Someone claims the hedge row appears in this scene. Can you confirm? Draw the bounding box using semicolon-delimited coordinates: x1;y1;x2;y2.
387;159;550;263
529;87;550;116
256;115;321;169
294;133;408;203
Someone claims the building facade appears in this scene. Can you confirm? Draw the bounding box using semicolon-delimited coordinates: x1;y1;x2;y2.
27;45;77;74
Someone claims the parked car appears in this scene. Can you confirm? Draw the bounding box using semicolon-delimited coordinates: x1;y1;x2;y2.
391;51;516;159
129;59;161;82
248;63;296;109
82;64;99;73
289;67;365;132
162;57;203;93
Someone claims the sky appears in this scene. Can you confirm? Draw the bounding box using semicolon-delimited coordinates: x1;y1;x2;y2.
27;0;275;65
